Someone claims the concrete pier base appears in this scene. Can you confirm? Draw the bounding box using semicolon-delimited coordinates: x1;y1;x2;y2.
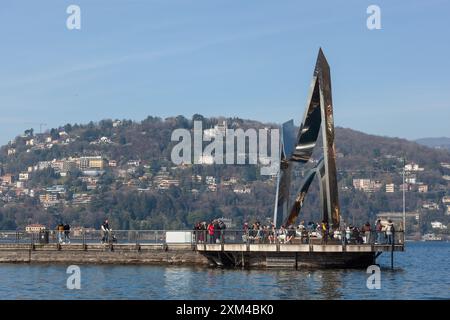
0;243;403;269
0;244;209;266
202;251;376;268
197;243;404;269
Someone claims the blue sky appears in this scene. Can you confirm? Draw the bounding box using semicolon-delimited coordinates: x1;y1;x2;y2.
0;0;449;144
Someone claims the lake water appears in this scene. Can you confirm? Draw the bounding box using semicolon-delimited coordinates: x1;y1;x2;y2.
0;242;448;300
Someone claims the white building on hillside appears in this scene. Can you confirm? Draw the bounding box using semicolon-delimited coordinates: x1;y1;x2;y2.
385;183;395;193
431;221;447;230
404;162;424;172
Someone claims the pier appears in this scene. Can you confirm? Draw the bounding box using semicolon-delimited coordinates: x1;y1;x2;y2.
195;229;404;268
0;243;208;265
0;230;207;265
0;229;404;268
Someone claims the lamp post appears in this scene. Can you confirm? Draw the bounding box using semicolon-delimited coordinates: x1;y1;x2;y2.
402;157;406;242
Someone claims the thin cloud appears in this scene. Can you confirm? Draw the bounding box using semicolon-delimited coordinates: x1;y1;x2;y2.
0;23;319;90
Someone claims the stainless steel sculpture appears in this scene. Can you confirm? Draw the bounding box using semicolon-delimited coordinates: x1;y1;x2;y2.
273;120;295;229
274;48;340;230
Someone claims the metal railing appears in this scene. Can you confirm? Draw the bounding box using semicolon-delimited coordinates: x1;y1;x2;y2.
192;229;405;246
0;229;404;246
0;230;175;246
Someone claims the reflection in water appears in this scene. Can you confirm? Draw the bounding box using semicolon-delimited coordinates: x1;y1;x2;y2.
318;270;343;300
0;242;448;299
164;267;193;298
267;269;343;299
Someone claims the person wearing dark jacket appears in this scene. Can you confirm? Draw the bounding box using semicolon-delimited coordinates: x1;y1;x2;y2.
63;224;71;244
362;222;371;244
375;219;383;244
101;219;110;244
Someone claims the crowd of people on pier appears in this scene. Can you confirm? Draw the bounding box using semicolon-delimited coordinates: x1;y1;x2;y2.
193;218;397;245
193;220;227;243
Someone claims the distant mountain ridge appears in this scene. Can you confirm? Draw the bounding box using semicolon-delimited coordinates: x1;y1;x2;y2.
416;137;450;150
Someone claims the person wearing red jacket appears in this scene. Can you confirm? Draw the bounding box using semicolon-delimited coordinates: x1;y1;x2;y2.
208;221;215;243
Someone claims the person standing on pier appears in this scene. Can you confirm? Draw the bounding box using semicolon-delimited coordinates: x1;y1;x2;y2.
286;224;295;244
386;219;395;245
277;226;287;244
214;220;222;243
56;223;64;244
63;223;71;244
208;221;215;243
194;222;206;243
345;225;352;244
201;222;207;242
375;219;383;244
320;221;329;244
101;219;111;244
268;223;276;244
362;222;371;244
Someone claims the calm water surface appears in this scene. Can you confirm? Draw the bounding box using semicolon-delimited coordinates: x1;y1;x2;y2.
0;242;448;299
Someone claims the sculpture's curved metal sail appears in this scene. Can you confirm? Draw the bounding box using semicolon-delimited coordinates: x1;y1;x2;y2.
273;48;340;230
273;120;296;227
284;158;323;226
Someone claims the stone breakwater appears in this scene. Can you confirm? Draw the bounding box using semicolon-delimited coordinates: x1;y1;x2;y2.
0;243;209;265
